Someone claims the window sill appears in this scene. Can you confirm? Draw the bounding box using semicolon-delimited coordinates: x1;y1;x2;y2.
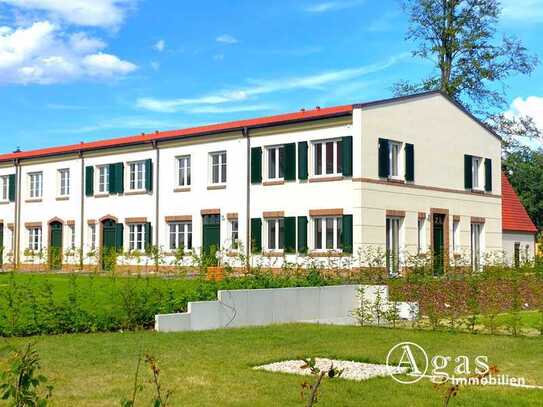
174;186;191;193
0;200;9;205
125;190;148;196
93;193;110;198
56;196;70;201
207;184;226;190
263;179;285;186
470;188;485;194
387;177;405;184
225;250;241;257
308;175;344;183
25;198;42;203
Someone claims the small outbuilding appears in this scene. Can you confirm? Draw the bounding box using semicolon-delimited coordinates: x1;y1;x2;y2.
502;173;538;266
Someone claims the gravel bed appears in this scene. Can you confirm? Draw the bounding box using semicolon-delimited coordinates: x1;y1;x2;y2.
254;358;407;381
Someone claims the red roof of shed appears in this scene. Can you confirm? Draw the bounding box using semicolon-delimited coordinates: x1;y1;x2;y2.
502;173;537;234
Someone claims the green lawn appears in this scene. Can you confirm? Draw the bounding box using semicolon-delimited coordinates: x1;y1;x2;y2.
1;324;542;406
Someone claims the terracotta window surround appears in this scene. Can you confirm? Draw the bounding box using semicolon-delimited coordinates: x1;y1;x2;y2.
25;222;42;228
308;175;344;183
309;208;343;217
165;215;192;223
263;211;284;219
66;220;76;226
201;209;220;215
453;215;461;222
471;217;485;224
226;212;238;220
386;210;406;218
418;212;426;220
87;219;97;225
125;217;148;224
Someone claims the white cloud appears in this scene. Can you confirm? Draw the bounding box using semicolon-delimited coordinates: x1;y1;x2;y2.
216;34;238;44
0;0;136;28
150;61;159;71
501;0;543;23
136;53;408;113
303;0;365;13
154;39;165;52
507;96;543;131
0;21;137;84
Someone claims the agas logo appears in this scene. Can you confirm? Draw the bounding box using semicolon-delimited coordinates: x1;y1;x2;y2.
386;342;429;384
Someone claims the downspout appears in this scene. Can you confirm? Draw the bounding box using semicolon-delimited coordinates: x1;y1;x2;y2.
79;151;85;270
244;127;251;271
14;159;21;268
153;141;160;261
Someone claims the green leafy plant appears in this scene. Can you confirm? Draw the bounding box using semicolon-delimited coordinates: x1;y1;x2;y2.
300;358;343;407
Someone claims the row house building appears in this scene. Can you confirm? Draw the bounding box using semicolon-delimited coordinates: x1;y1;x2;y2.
0;91;537;273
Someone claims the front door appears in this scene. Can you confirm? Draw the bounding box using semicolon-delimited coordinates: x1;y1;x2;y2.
49;222;63;271
202;215;220;261
102;219;117;271
433;214;445;276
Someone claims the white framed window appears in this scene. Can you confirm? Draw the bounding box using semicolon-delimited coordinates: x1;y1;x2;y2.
386;217;402;276
313;140;342;176
169;222;192;251
68;224;76;249
452;219;460;252
58;168;70;197
229;219;239;249
0;175;8;201
266;218;284;250
28;227;42;251
28;172;43;198
97;165;110;193
266;145;285;180
89;224;96;250
129;224;145;251
389;141;402;178
210;151;227;184
472;156;482;190
177;155;191;187
129;161;145;191
314;217;342;251
471;223;483;271
417;217;426;254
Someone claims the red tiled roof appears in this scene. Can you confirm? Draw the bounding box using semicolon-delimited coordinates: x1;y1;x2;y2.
502;173;537;233
0;104;353;163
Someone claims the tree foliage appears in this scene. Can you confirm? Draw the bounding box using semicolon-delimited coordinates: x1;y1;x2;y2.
395;0;538;114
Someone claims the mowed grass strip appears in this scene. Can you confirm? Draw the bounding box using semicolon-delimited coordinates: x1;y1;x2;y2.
1;324;542;406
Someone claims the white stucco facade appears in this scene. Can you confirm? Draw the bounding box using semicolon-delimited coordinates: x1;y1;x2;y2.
0;92;525;272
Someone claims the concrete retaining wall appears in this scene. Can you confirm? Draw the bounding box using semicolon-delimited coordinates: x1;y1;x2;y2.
155;284;417;333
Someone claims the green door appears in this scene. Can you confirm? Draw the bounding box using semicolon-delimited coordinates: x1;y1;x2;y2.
202;215;220;263
49;222;63;271
433;214;445;276
0;223;4;267
102;219;117;271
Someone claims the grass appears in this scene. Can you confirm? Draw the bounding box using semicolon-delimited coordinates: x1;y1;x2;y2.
1;324;542;406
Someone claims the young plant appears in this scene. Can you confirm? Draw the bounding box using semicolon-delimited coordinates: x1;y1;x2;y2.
0;343;53;406
300;358;343;407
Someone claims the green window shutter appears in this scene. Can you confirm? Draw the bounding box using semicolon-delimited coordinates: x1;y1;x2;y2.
284;217;296;253
8;174;16;202
342;215;353;253
145;159;153;192
108;163;116;193
405;143;414;182
115;162;124;193
284;143;296;181
464;155;473;190
251;147;262;184
378;138;389;178
484;158;492;192
144;222;152;251
297;216;308;253
341;136;353;176
297;141;308;180
251;218;262;253
85;166;94;197
115;223;124;252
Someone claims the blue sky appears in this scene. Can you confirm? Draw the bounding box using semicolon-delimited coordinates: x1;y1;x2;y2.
0;0;542;153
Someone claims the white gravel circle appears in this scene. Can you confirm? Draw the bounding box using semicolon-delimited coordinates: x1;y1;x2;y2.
254;358;407;381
